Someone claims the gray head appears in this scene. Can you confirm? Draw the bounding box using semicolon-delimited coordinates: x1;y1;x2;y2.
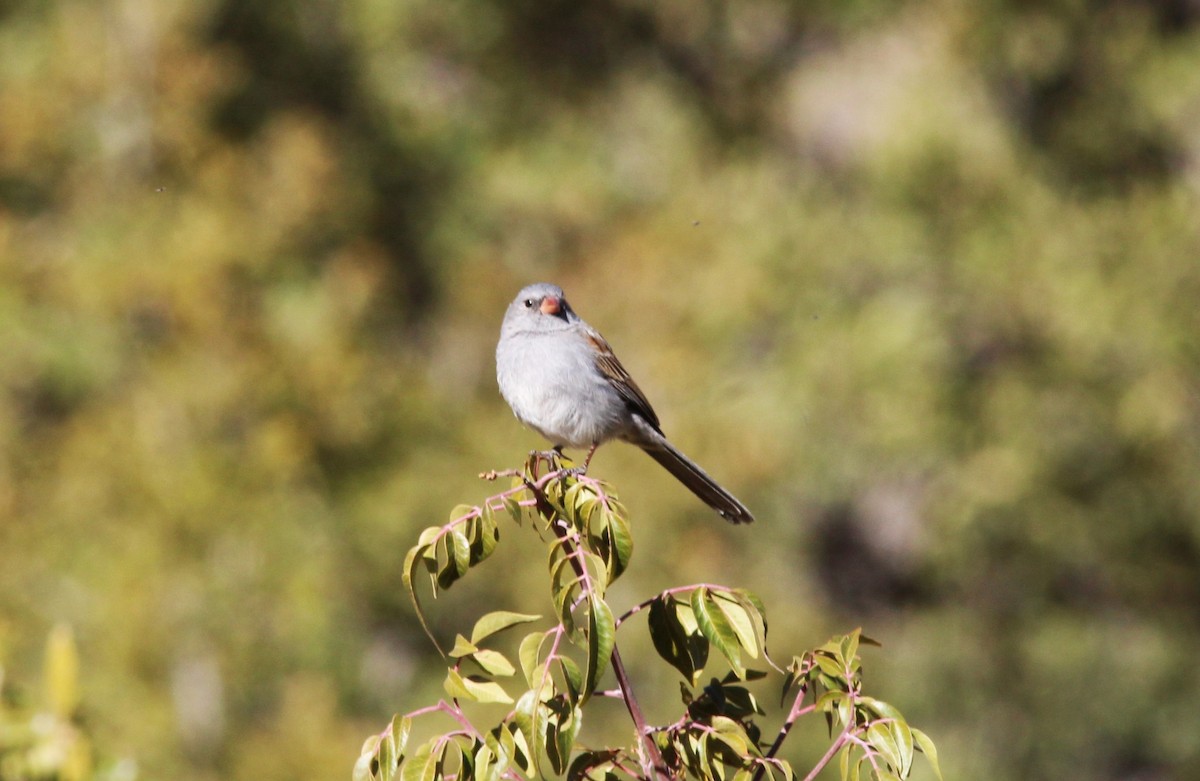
501;282;580;336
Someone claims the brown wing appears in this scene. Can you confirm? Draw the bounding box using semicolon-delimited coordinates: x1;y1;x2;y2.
586;332;662;432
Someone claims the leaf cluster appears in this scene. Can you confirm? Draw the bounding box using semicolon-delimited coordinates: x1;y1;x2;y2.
357;458;941;781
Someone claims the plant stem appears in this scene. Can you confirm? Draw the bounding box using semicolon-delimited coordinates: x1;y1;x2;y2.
527;458;671;780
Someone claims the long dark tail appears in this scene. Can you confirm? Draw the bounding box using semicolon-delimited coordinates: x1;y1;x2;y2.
632;422;754;524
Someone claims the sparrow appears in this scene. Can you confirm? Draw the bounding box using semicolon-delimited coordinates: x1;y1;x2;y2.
496;282;753;524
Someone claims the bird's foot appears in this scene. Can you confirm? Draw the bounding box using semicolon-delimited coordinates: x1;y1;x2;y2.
526;448;565;474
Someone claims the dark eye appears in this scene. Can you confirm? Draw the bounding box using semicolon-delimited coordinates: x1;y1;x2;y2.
523;298;536;309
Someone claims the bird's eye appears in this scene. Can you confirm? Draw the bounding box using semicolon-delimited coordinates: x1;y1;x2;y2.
523;298;536;309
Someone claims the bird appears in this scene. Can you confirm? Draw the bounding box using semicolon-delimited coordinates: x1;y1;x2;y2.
496;282;754;524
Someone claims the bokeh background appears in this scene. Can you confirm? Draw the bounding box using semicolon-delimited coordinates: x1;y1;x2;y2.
2;0;1200;779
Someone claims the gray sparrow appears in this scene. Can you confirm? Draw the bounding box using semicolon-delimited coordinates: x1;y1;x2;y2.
496;282;753;524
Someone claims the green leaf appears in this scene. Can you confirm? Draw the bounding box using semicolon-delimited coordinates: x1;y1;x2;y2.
502;494;524;524
649;597;694;683
473;743;495;781
839;630;861;666
401;739;439;781
473;649;516;677
912;728;944;781
390;714;412;761
780;656;809;705
375;732;395;781
838;743;851;781
567;750;621;781
692;587;745;678
445;668;514;704
475;507;500;562
437;530;472;589
512;691;543;777
719;684;764;719
558;656;584;701
444;667;474;701
866;721;902;772
465;678;515;705
815;690;844;714
352;740;378;781
448;503;477;524
448;634;479;658
545;697;582;775
519;630;550;688
733;590;768;647
891;717;915;776
713;591;760;659
710;716;750;755
814;652;846;682
583;595;615;702
471;611;542;645
402;541;443;654
860;697;903;721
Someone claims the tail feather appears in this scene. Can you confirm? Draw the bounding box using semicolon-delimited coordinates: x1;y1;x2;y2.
632;424;754;524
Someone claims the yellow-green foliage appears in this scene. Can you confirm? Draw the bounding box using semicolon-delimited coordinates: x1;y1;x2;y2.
1;1;1199;780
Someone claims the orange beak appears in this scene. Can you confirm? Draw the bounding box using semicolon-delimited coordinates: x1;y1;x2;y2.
540;296;561;315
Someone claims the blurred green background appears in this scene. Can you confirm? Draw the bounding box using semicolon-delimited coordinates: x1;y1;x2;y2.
2;0;1199;779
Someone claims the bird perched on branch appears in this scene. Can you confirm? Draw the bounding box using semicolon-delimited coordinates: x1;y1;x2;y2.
496;282;754;524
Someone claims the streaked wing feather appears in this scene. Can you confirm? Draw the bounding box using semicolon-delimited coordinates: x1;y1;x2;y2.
586;332;661;431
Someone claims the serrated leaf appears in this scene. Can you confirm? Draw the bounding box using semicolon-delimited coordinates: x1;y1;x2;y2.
692;587;745;678
471;611;543;645
912;728;944;781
